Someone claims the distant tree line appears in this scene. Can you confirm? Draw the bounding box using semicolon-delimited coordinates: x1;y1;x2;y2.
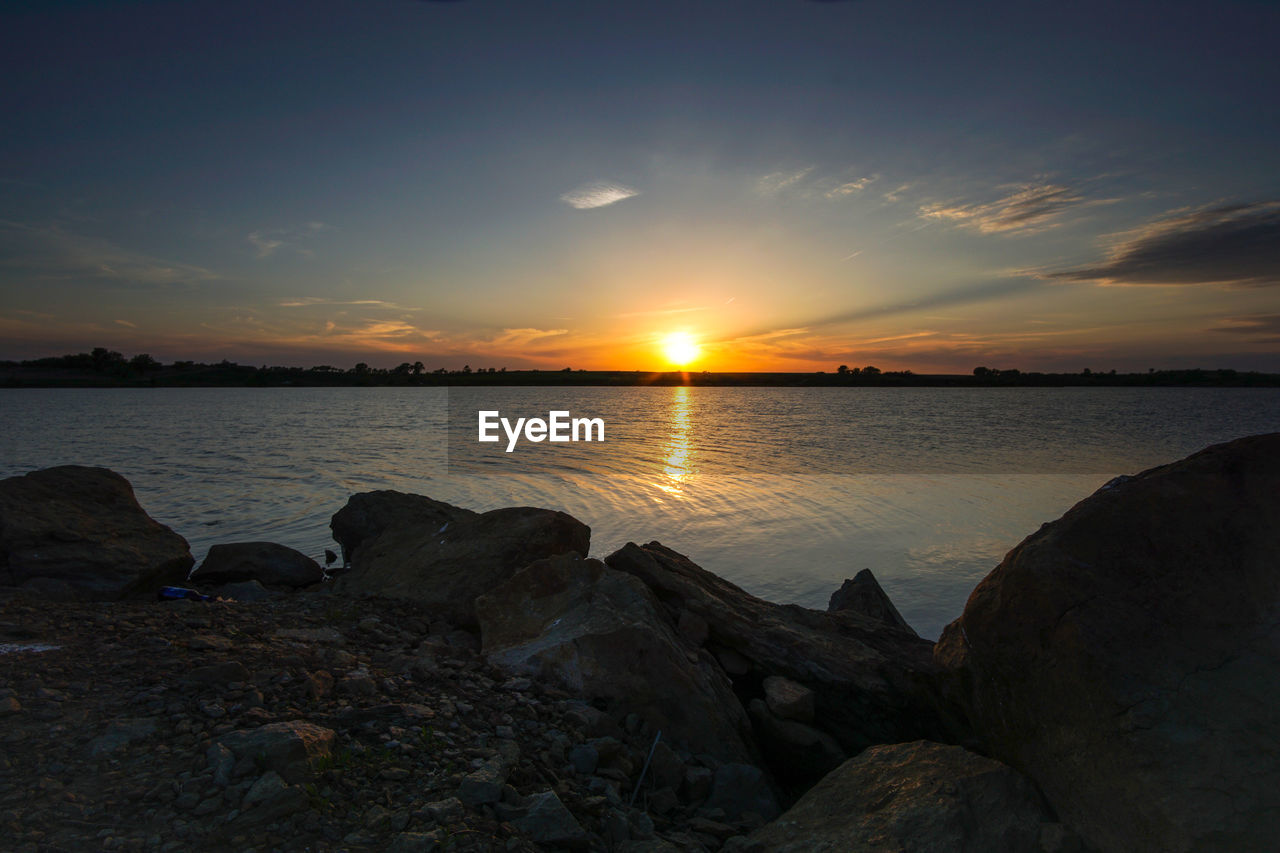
2;348;1278;387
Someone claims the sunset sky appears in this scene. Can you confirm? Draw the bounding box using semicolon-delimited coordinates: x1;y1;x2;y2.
2;0;1278;372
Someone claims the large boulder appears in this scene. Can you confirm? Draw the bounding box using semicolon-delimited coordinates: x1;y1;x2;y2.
0;466;193;600
190;541;322;589
935;433;1280;852
745;741;1055;852
476;552;756;764
605;542;960;757
331;490;473;564
331;491;589;627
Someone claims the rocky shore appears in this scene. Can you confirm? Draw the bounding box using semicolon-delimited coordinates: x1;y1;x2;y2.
2;433;1278;852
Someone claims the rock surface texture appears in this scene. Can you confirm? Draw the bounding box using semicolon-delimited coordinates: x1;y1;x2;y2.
744;740;1056;852
476;552;755;765
331;490;590;627
827;567;914;634
0;466;193;600
191;542;323;589
605;542;960;758
935;432;1280;853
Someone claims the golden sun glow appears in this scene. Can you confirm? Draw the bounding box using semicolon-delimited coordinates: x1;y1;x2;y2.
660;331;700;367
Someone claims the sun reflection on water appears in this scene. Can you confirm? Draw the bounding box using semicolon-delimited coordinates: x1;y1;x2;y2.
657;386;694;495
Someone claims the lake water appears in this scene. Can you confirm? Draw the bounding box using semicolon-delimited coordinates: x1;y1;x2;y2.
3;386;1278;640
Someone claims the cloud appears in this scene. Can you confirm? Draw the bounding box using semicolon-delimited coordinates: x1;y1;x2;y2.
919;180;1091;234
247;222;332;258
248;232;284;258
825;175;878;198
756;167;815;196
767;279;1041;337
1047;202;1280;287
559;181;639;210
882;182;913;203
278;297;409;309
0;220;218;287
489;328;569;347
1210;314;1280;343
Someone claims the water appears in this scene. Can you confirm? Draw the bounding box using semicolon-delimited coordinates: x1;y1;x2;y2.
2;386;1278;640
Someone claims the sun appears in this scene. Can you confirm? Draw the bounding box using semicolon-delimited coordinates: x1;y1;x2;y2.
661;331;700;367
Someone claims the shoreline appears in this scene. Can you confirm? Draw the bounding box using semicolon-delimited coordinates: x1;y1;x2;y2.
6;363;1279;389
3;437;1279;850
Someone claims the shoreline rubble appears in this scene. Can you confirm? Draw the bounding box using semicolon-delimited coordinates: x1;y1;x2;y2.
3;431;1278;851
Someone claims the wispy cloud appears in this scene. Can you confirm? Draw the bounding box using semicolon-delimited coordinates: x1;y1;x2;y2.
754;167;886;203
1047;201;1280;287
488;328;569;347
756;167;815;196
560;181;639;210
919;180;1094;234
248;232;283;258
825;175;878;198
1210;314;1280;343
277;297;410;309
882;182;913;203
247;222;332;258
738;279;1041;340
0;220;218;287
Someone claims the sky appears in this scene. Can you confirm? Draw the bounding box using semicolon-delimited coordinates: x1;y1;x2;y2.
2;0;1278;373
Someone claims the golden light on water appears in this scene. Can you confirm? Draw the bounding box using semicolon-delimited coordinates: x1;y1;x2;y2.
658;385;694;495
660;331;700;367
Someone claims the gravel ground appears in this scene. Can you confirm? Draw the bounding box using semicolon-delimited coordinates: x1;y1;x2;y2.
0;589;767;852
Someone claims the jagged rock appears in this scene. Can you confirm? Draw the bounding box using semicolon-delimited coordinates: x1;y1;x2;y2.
457;757;508;806
827;568;914;634
0;466;193;600
762;675;814;723
242;770;289;807
477;552;755;764
424;797;464;823
746;741;1053;852
236;770;309;827
217;719;336;784
935;433;1280;852
605;542;958;756
190;542;322;589
514;790;590;848
332;491;589;627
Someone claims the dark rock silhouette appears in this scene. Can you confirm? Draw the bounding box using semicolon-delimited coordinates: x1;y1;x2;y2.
935;432;1280;852
605;542;964;760
191;542;323;589
0;466;192;600
827;568;914;634
331;490;590;627
476;552;756;765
